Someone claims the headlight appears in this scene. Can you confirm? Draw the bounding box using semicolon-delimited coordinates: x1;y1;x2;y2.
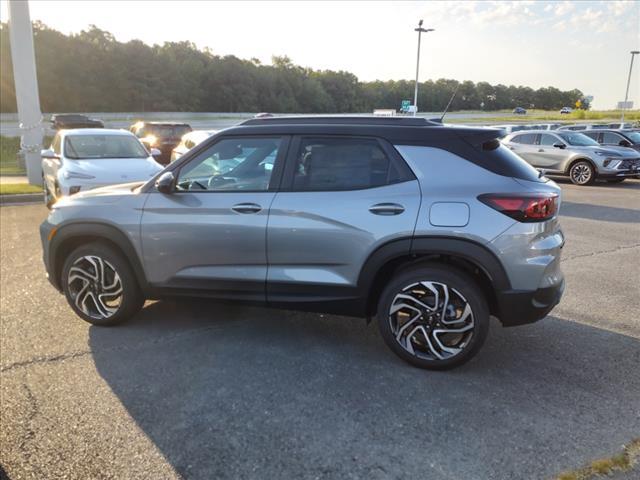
144;134;158;146
63;171;95;180
602;158;621;168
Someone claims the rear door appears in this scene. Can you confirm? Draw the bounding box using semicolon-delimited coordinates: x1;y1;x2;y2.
266;136;421;306
141;135;288;301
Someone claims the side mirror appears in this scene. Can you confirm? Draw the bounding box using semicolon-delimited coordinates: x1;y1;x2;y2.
150;147;162;157
619;140;632;147
553;142;566;149
41;148;58;159
155;171;175;194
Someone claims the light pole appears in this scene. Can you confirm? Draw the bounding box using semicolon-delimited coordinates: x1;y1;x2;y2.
413;20;434;116
621;50;639;123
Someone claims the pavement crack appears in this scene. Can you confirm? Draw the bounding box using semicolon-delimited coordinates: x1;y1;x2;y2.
561;243;640;263
1;321;247;373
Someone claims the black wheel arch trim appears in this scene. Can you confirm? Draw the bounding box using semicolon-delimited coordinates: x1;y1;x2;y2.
358;236;510;292
47;222;149;293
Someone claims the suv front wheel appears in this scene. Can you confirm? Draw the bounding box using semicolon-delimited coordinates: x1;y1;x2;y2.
569;160;595;185
377;265;489;370
61;242;144;326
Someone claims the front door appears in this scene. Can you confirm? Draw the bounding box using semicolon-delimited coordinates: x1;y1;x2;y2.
141;135;288;301
532;133;568;171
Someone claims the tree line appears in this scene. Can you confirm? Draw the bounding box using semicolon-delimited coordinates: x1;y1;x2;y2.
0;22;587;114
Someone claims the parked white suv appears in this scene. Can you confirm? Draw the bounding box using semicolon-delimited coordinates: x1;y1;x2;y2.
41;129;163;208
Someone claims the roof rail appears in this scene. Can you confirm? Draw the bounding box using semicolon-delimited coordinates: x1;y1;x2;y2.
240;115;441;127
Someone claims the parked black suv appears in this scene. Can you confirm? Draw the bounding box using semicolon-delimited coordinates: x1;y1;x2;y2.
129;122;192;164
50;114;104;130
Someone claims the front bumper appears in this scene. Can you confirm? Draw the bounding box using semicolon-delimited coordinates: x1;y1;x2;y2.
496;279;565;327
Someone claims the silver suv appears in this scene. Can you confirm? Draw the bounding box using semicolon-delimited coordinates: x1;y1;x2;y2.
40;117;565;370
502;130;640;185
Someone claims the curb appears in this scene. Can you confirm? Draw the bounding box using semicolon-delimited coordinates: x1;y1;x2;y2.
0;193;42;205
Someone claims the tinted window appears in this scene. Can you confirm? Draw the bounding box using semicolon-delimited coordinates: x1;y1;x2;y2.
539;134;558;146
557;132;599;146
512;133;536;144
177;137;281;192
582;132;599;141
481;144;542;182
293;138;396;191
602;132;623;145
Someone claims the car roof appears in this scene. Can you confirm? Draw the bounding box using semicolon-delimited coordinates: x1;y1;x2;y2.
61;128;133;136
223;116;503;145
137;122;191;126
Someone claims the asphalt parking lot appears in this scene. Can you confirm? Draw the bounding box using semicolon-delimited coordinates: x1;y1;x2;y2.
1;179;639;480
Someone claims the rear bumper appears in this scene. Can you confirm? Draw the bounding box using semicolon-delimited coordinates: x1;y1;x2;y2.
496;279;565;327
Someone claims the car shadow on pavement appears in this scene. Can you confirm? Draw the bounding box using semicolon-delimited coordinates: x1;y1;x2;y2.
88;300;640;480
560;201;640;223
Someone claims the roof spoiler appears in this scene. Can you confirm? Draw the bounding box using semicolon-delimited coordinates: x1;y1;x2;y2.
456;127;506;150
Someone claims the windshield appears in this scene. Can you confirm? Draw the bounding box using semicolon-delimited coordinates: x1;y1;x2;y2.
65;135;148;159
625;132;640;143
148;125;191;138
557;132;599;147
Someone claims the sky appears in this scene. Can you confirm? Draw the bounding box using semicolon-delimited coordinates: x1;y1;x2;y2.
1;0;638;110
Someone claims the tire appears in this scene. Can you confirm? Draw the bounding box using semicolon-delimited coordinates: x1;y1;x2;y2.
605;178;625;183
376;264;490;370
569;161;595;185
61;242;144;326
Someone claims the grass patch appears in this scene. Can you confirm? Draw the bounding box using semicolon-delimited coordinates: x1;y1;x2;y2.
0;135;53;176
554;438;640;480
448;109;640;125
0;136;23;175
0;183;43;195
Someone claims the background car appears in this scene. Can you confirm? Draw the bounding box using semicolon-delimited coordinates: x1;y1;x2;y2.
560;107;572;114
129;122;192;165
582;129;640;152
170;130;218;163
502;130;640;185
50;114;104;130
41;129;163;208
512;107;527;115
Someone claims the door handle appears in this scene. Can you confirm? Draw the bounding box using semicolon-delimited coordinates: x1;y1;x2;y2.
231;203;262;214
369;203;405;215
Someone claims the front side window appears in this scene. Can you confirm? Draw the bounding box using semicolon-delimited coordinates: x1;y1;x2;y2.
64;135;148;159
292;137;397;191
602;132;623;145
539;134;559;146
512;133;536;145
558;132;599;147
177;137;281;192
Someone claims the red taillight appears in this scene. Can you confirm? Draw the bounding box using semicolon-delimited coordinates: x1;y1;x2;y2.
478;193;558;222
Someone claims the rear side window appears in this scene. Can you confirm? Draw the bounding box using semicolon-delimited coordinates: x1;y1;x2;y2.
482;144;543;182
511;133;536;144
582;132;599;141
292;137;405;191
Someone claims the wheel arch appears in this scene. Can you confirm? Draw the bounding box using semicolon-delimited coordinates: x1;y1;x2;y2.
565;156;597;175
358;237;510;319
49;222;149;293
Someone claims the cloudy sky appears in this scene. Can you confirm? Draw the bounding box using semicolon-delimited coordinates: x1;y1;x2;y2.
1;0;638;109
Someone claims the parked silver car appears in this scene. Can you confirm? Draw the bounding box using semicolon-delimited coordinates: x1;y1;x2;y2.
40;116;565;370
502;130;640;185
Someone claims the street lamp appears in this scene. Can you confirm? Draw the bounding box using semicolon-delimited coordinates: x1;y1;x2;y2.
413;20;434;116
621;50;639;123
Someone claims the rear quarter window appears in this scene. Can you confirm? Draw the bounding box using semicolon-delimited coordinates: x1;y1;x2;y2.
481;144;543;182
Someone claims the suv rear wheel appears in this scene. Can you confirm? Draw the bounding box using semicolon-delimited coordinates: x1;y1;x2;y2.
377;265;489;370
569;160;595;185
61;242;144;326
